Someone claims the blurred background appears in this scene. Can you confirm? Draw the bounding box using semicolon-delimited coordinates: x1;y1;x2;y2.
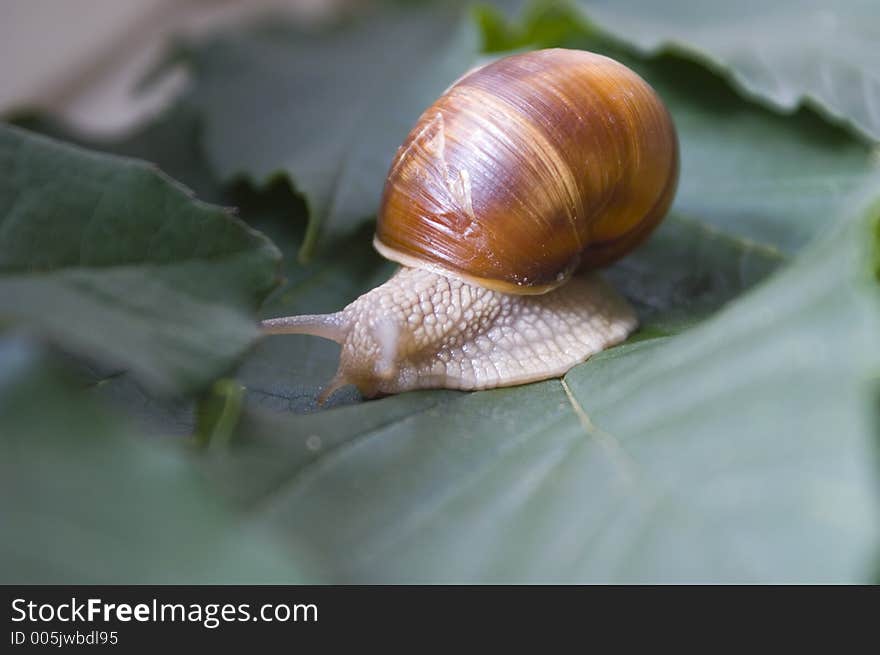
0;0;361;133
2;0;877;585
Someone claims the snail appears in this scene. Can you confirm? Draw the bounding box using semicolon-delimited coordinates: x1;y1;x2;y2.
262;48;678;402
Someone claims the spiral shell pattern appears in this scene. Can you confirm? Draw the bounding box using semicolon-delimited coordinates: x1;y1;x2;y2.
375;48;678;294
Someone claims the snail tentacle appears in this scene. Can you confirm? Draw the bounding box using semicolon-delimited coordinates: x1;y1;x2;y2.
260;312;348;343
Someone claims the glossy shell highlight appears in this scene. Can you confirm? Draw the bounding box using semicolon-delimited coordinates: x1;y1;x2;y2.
375;48;679;294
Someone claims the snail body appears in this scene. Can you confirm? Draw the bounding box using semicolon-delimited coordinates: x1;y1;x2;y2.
262;49;678;401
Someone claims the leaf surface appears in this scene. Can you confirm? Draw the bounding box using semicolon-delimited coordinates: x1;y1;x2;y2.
0;337;304;583
0;125;280;394
574;0;880;141
209;179;880;582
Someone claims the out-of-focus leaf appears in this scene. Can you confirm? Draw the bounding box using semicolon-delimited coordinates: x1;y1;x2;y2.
573;0;880;142
0;125;281;395
7;109;221;434
12;106;220;202
175;2;481;258
0;336;305;583
8;110;319;428
654;55;875;252
205;178;880;583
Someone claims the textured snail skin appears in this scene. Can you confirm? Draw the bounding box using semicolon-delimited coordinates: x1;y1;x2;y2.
261;267;635;399
376;48;678;294
261;49;677;400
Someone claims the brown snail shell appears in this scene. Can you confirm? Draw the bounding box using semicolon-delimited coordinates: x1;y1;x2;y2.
262;49;678;400
374;48;678;294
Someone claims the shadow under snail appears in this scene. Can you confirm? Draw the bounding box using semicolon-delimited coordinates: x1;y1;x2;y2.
262;48;679;402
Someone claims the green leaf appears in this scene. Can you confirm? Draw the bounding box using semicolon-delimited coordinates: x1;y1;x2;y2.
657;57;875;253
0;124;281;395
175;2;481;258
207;178;880;583
572;0;880;142
12;106;221;203
0;336;305;583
